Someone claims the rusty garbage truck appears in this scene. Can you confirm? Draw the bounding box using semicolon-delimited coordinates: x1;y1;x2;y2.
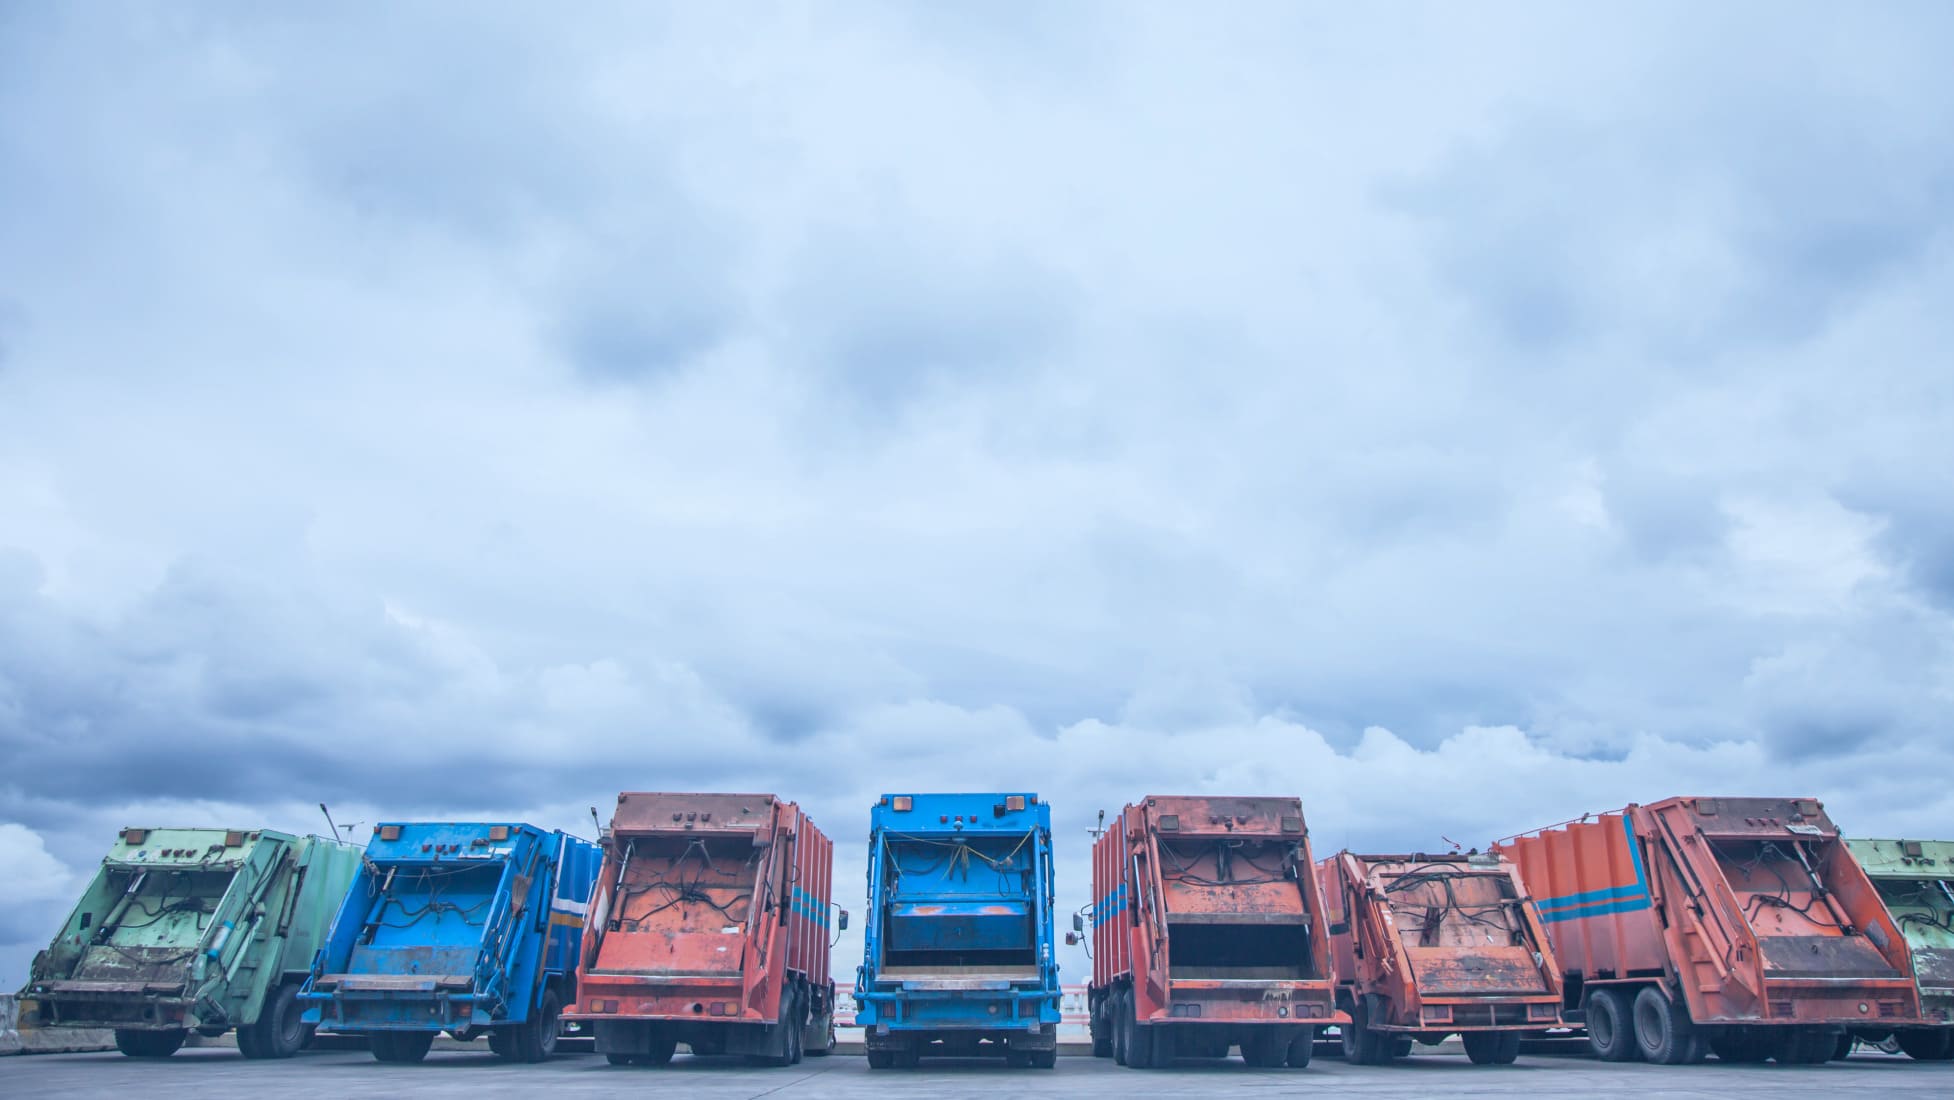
1317;850;1565;1064
1494;796;1927;1064
564;792;839;1066
1840;837;1954;1060
1085;795;1339;1069
15;826;359;1059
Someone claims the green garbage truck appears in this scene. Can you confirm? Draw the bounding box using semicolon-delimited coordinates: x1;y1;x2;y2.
15;826;360;1059
1842;838;1954;1060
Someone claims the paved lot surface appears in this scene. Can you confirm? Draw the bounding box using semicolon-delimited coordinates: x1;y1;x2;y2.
5;1048;1951;1098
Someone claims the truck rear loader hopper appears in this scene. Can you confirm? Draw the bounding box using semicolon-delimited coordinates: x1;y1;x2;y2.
1087;796;1339;1070
565;793;839;1068
1319;851;1565;1065
15;827;358;1060
1841;838;1954;1061
1493;796;1927;1065
855;792;1062;1068
300;822;601;1063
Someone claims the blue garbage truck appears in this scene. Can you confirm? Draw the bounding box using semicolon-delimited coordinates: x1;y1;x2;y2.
299;822;601;1064
855;792;1062;1068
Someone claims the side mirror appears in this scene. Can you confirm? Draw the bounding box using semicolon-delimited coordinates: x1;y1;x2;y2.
838;910;850;932
1064;932;1080;946
1071;913;1084;933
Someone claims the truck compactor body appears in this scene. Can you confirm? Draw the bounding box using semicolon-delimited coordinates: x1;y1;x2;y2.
855;792;1062;1068
565;792;838;1067
1840;838;1954;1060
1317;851;1564;1065
1494;797;1925;1064
1087;796;1338;1070
300;822;601;1063
15;826;358;1060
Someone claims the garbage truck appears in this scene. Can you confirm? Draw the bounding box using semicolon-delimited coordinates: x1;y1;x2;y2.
564;792;839;1067
855;792;1062;1068
1085;795;1337;1069
1839;837;1954;1060
14;826;359;1059
300;822;602;1063
1493;796;1926;1064
1317;850;1565;1065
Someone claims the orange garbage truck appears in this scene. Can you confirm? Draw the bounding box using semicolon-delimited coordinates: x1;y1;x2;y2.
1084;795;1339;1069
1317;851;1565;1065
563;793;840;1067
1493;796;1926;1064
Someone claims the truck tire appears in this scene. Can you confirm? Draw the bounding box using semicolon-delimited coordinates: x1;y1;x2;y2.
373;1030;434;1063
1897;1029;1954;1061
239;982;308;1060
866;1048;894;1069
1631;987;1697;1064
1831;1032;1855;1061
1147;1022;1177;1068
509;989;562;1063
1242;1027;1287;1067
1090;1001;1112;1058
1585;988;1638;1061
1709;1030;1771;1063
643;1037;678;1065
1773;1026;1836;1064
115;1029;187;1058
1341;1000;1384;1065
1111;990;1129;1065
1286;1026;1315;1068
1124;991;1155;1069
1463;1031;1520;1065
1030;1047;1057;1069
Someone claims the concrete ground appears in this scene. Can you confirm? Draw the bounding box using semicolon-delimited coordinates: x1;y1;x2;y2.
3;1046;1951;1098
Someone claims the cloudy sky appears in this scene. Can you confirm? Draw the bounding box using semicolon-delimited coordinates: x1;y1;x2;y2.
3;2;1952;988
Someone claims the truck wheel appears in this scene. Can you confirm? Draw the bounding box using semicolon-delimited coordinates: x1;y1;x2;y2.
240;982;308;1059
1773;1027;1836;1064
1124;992;1155;1068
790;993;806;1065
1243;1028;1287;1067
374;1030;433;1063
1111;991;1129;1065
1090;1003;1112;1058
1896;1029;1954;1061
1147;1022;1177;1069
1286;1026;1315;1068
115;1029;187;1058
866;1048;894;1069
1463;1031;1520;1065
1585;988;1639;1061
1341;1000;1381;1065
1709;1030;1770;1063
643;1037;678;1065
1030;1047;1057;1069
1631;987;1697;1065
511;989;562;1063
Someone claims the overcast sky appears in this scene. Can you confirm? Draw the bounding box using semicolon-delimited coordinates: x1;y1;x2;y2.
3;2;1952;989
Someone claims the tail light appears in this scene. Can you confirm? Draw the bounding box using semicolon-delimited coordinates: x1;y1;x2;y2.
892;797;912;812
